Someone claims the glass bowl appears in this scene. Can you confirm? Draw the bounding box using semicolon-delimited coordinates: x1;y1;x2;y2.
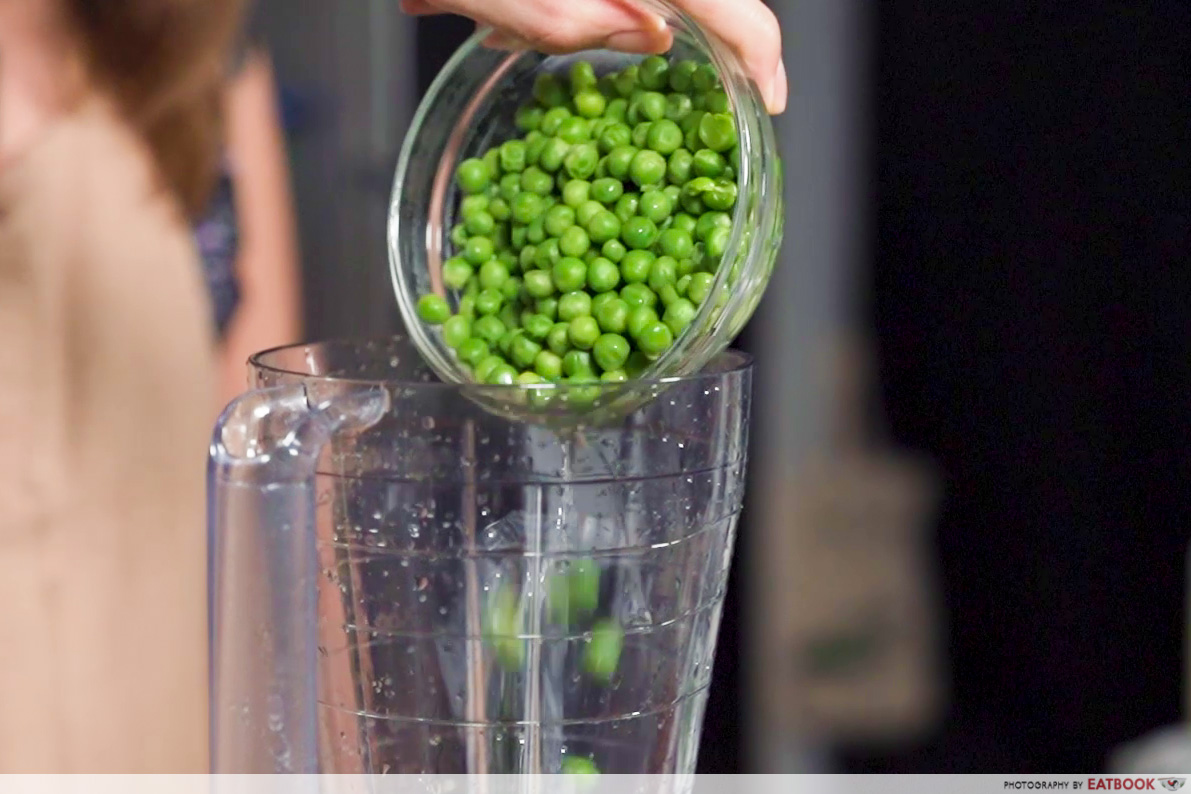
388;0;783;407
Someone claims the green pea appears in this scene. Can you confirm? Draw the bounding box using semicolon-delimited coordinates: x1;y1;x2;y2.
667;60;698;92
562;350;594;377
695;210;731;241
620;283;657;311
511;192;544;224
552;257;587;292
485;584;525;670
568;316;601;350
524;269;555;298
499;173;522;201
547;322;571;355
570;60;598;92
488;198;511;223
586;257;620;293
456;157;490;194
648;256;678;291
631;121;651;148
692;63;718;92
638;91;667;122
460;194;489;215
539;137;570;172
474;354;504;383
557;117;591;144
636;320;674;356
518;371;545;386
705;226;729;260
576;199;604;227
526;134;548;166
705;89;730;114
639;190;672;224
534;349;564;380
515;105;543;132
574;89;606;119
638;55;669;90
620;250;654;284
498;140;526;174
416;294;450;325
667;149;693;184
519;244;537;270
536;296;559;320
561;755;600;775
501;276;522;302
559;226;591;257
703;179;738;211
442;257;473;290
698;112;737;152
457;337;489;366
657;284;680;307
564;143;600;180
584;619;623;682
646;119;684;155
663;298;698;336
601;238;627;263
522;313;553;342
593;333;631;371
665;92;694;123
627;304;659;339
658;228;694;259
621;216;659;249
558;291;592;321
450;224;468;248
606;146;637;180
614;65;638;97
511;334;543;369
586;209;622;244
613;193;639;224
629;150;666;188
594;296;630;334
598;122;632;153
625;351;651;377
521;166;554;196
543;204;576;237
456;294;476;319
498;328;521;356
499;303;520;331
590;178;624;205
563;179;590;207
676;274;692;296
476;295;506;325
478;260;510;291
605;97;628;122
534;74;567;108
692;148;727;178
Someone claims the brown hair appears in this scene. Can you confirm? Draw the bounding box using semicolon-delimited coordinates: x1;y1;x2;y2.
64;0;246;218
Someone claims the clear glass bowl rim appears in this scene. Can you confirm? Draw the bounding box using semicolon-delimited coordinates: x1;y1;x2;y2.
249;337;753;392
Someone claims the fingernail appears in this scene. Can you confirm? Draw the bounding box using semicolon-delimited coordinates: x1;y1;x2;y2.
767;56;788;114
605;29;666;54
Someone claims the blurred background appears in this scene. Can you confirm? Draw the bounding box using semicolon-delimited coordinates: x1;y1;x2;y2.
249;0;1191;774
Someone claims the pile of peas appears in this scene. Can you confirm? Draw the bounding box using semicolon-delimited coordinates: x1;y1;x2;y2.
415;54;739;388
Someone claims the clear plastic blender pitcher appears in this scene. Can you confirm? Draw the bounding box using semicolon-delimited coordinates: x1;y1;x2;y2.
208;337;751;774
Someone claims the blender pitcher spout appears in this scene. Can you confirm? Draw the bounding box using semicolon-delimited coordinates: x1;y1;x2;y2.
208;383;390;773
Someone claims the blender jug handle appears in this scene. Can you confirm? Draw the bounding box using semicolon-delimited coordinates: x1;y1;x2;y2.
208;383;389;773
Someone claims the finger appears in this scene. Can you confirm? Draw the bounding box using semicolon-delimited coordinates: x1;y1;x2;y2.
424;0;670;55
482;29;533;51
673;0;784;112
399;0;441;15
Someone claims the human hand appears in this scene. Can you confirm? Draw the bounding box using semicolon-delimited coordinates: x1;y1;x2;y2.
399;0;786;114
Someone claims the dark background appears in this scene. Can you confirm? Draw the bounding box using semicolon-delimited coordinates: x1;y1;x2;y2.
415;0;1191;773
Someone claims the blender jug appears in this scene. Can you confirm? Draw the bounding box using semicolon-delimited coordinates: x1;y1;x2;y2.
209;337;751;774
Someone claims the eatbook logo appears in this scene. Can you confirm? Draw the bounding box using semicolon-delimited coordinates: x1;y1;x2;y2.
1160;780;1186;792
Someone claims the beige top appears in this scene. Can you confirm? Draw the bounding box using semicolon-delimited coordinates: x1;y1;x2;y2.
0;98;214;771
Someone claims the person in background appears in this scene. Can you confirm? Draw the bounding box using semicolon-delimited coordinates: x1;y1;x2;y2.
0;0;242;772
197;9;302;405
